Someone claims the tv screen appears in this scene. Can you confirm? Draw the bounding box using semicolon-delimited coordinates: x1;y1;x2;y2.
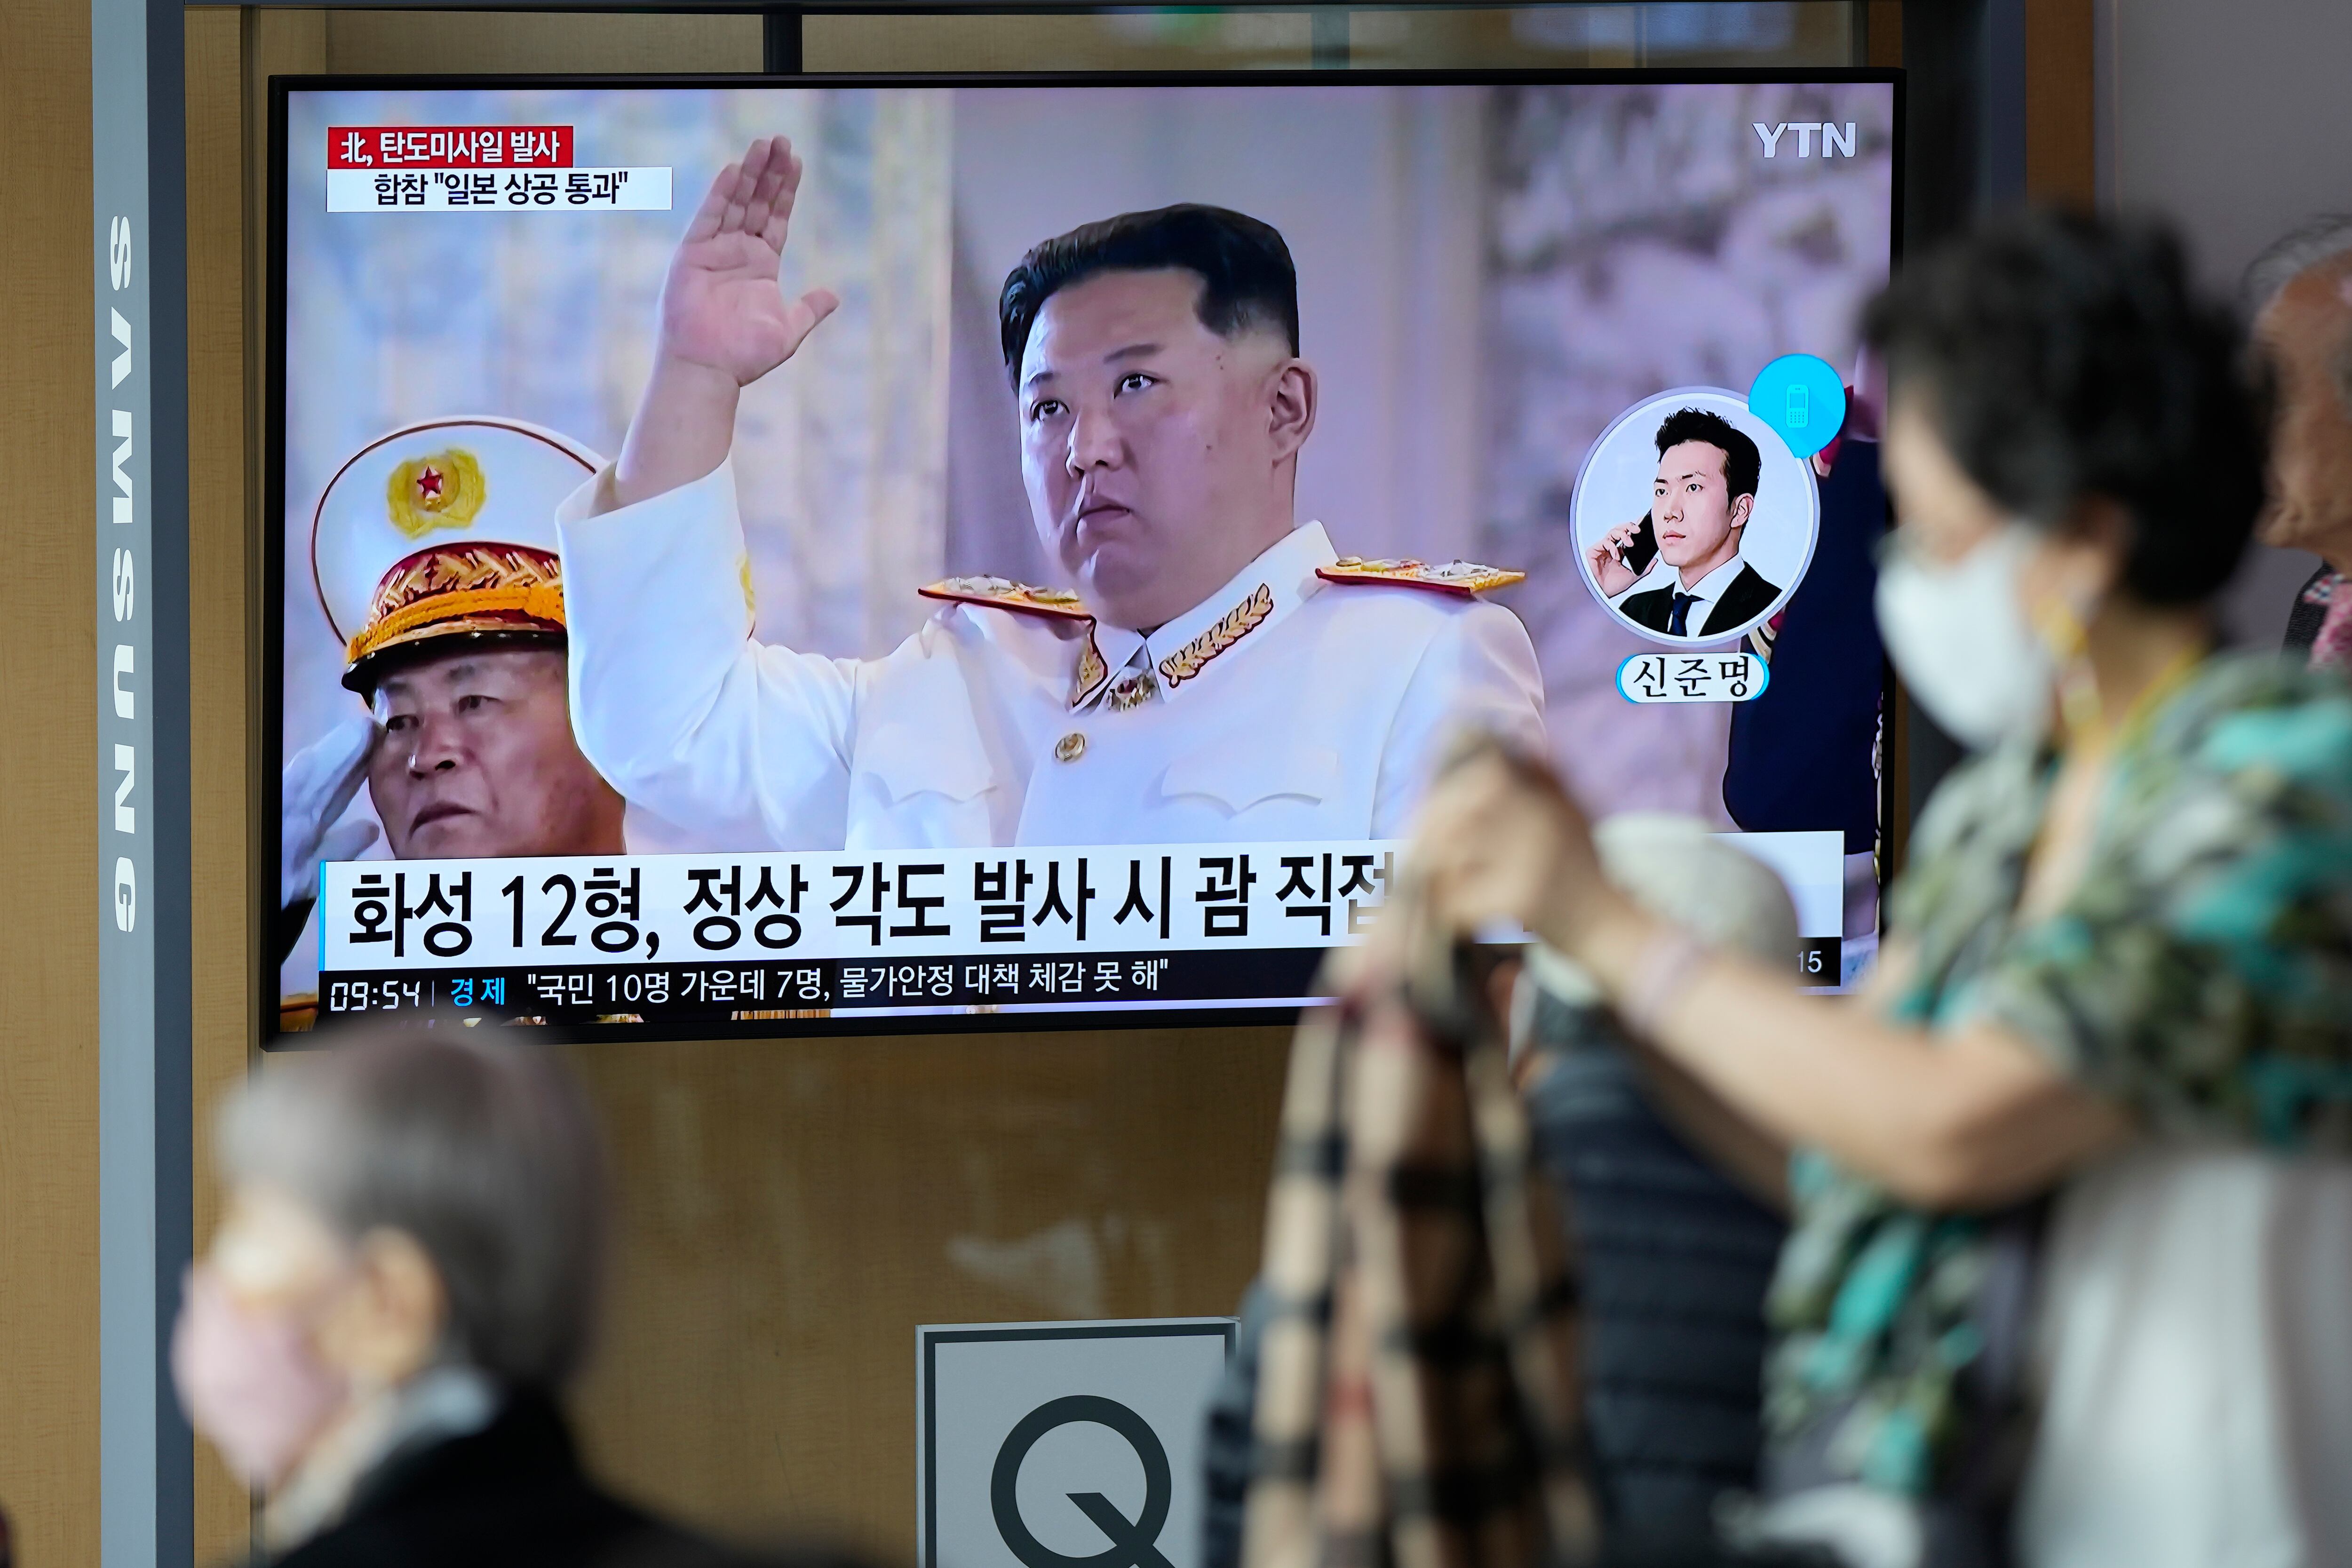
269;70;1899;1042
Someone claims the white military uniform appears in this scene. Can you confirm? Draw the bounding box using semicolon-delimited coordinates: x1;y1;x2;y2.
555;463;1546;852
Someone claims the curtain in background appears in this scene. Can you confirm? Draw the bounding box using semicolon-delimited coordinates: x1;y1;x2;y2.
731;88;953;661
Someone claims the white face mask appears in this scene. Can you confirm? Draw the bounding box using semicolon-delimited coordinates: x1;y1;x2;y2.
172;1263;350;1490
1875;526;2055;748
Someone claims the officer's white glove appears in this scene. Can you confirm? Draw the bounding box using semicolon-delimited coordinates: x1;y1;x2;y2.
281;712;381;909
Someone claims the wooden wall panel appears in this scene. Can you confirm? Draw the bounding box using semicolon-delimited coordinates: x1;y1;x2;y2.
804;11;1314;72
0;0;101;1560
187;8;262;1560
1867;0;1902;68
321;8;762;75
565;1026;1290;1554
2026;0;2097;205
803;6;1860;73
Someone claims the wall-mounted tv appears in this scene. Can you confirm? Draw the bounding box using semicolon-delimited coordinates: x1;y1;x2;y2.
269;68;1900;1042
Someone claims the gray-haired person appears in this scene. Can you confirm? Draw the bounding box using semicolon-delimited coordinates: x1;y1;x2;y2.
2245;215;2352;664
171;1032;723;1568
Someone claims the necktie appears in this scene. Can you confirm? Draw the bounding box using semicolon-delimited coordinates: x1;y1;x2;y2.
1669;592;1697;636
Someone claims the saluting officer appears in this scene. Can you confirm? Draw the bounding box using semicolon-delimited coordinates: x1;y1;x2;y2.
282;416;631;965
555;135;1546;852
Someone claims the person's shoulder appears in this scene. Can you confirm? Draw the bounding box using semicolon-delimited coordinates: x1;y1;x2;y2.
274;1392;707;1568
2092;653;2352;1072
915;573;1091;623
1904;737;2047;871
2083;653;2352;938
1614;581;1674;631
1315;555;1526;598
2282;565;2337;655
270;1492;707;1568
268;1525;405;1568
1705;562;1782;625
1884;740;2047;983
2148;652;2352;793
1307;555;1527;633
895;574;1092;673
271;1466;706;1568
2154;649;2352;748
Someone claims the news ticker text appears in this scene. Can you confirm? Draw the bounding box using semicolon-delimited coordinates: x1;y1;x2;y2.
322;843;1398;971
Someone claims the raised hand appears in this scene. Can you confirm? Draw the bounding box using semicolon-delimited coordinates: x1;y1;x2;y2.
1587;518;1647;597
279;712;380;909
614;137;841;509
656;136;840;386
1401;740;1608;954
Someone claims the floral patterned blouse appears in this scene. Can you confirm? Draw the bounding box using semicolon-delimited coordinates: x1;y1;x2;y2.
1762;653;2352;1496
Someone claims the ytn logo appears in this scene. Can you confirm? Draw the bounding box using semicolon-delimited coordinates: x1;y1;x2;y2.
1753;122;1858;159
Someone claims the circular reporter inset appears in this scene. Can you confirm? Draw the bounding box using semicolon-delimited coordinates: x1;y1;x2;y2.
1568;386;1820;648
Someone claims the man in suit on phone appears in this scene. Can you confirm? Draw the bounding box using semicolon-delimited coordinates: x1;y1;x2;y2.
1589;407;1782;638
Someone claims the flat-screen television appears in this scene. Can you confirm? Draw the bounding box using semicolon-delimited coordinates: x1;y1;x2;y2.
268;69;1900;1043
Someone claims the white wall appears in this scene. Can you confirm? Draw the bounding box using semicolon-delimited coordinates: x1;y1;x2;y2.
2098;0;2352;642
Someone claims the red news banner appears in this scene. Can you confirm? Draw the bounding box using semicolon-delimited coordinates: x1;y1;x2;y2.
329;124;574;167
323;125;672;213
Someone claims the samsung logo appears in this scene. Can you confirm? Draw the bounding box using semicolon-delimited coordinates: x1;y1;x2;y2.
1753;121;1858;159
105;212;137;932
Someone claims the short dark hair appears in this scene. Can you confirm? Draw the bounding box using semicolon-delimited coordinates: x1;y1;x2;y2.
998;204;1300;386
224;1028;610;1390
1863;208;2264;607
1654;407;1762;503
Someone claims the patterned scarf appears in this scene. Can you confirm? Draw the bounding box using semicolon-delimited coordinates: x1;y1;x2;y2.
2303;569;2352;669
1241;937;1599;1568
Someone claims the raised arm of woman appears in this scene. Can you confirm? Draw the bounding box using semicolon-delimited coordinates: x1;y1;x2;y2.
1404;749;2130;1212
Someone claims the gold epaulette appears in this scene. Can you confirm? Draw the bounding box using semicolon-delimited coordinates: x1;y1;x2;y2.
917;574;1093;621
1316;556;1527;596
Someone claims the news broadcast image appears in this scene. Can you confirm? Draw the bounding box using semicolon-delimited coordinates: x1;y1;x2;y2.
274;79;1895;1036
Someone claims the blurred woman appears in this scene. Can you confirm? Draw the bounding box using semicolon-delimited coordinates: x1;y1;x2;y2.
1398;210;2352;1566
173;1032;720;1567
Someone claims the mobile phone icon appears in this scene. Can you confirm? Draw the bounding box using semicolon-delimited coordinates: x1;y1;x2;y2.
1787;383;1809;430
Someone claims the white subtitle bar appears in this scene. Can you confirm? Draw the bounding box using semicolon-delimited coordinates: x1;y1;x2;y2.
326;167;673;213
321;842;1399;971
1618;651;1771;704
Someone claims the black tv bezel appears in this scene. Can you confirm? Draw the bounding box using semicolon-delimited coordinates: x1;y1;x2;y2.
262;64;1905;1049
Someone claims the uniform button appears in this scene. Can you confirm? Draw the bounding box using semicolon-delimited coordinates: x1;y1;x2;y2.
1054;732;1088;763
